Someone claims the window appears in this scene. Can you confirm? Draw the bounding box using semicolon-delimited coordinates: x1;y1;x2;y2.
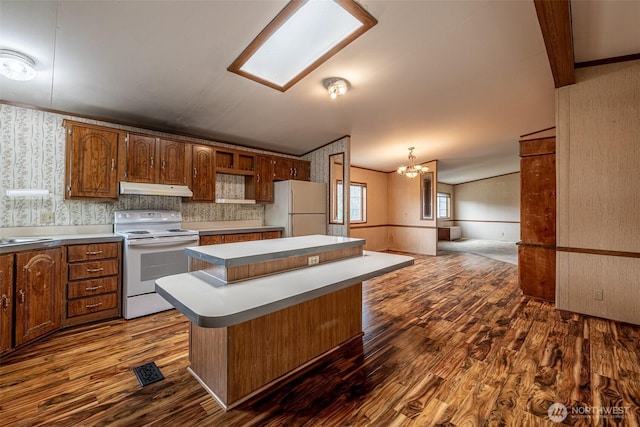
336;181;367;223
437;192;451;219
350;182;367;223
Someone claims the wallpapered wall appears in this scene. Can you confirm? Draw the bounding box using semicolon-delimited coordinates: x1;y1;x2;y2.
0;104;281;228
303;136;350;237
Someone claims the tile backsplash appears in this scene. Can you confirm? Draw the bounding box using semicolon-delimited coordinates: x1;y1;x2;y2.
0;104;265;228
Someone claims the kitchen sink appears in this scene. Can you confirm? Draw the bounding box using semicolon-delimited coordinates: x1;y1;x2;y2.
0;237;53;246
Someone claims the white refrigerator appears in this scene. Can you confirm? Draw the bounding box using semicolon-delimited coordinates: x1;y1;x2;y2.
265;180;327;237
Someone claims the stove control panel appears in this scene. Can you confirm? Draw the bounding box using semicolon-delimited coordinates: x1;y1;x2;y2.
114;210;182;224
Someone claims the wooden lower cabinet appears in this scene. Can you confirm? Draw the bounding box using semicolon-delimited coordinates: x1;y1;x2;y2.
223;232;262;243
64;242;122;327
15;248;63;347
0;254;14;354
199;230;281;246
518;245;556;301
261;231;281;240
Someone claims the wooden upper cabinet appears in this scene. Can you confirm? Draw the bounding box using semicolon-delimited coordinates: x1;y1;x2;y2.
0;254;14;354
273;157;293;181
126;135;186;185
293;160;311;181
215;148;255;175
14;248;62;347
159;139;186;185
255;155;274;204
190;144;216;202
127;133;158;183
64;121;124;200
273;157;311;181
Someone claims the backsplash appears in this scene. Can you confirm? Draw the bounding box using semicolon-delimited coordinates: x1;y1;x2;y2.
0;104;265;228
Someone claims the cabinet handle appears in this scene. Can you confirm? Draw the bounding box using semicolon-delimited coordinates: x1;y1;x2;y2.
290;167;293;176
294;167;297;176
19;289;25;304
0;294;9;311
85;285;104;291
85;302;103;309
162;159;166;169
86;268;104;273
193;168;198;178
85;250;103;255
256;173;260;183
150;156;154;167
111;159;115;170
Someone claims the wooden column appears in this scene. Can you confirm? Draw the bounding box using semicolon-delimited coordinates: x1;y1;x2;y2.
518;136;556;301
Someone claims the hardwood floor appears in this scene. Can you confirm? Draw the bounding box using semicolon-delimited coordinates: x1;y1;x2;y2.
1;251;639;426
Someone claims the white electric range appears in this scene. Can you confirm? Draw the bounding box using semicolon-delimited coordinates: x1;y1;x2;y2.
114;210;199;319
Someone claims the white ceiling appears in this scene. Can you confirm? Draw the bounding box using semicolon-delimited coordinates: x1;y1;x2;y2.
0;1;638;184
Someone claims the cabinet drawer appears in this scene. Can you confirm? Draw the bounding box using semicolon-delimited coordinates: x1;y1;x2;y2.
67;294;118;318
68;259;119;281
68;277;118;299
68;243;119;262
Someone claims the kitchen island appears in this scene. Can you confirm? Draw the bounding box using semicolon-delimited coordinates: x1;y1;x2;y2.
156;235;413;410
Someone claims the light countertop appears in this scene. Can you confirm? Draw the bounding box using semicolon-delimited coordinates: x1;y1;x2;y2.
156;250;413;328
186;234;365;267
0;233;122;254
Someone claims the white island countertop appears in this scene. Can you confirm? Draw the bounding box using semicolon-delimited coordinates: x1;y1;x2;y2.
156;250;413;328
186;234;366;267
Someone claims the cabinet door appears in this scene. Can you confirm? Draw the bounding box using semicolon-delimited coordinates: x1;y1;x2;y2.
224;233;262;243
0;254;13;354
273;157;293;181
127;133;158;183
255;155;274;203
293;160;311;181
15;248;62;347
191;145;216;202
262;231;281;240
200;235;224;245
65;123;122;199
520;153;556;245
159;139;186;185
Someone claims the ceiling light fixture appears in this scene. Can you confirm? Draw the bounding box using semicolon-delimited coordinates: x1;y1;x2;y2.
325;77;349;99
228;0;377;92
397;147;428;179
0;49;36;81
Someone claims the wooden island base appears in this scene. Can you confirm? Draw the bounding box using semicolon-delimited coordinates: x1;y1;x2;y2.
156;236;414;411
189;283;362;410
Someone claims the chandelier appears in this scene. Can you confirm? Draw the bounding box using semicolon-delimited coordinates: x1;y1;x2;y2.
396;147;427;179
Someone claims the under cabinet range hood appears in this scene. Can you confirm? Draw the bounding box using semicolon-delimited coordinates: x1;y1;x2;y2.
119;182;193;197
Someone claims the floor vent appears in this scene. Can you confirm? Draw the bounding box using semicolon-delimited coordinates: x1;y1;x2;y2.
133;362;165;387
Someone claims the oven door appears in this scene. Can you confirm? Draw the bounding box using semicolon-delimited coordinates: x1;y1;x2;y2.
123;235;199;297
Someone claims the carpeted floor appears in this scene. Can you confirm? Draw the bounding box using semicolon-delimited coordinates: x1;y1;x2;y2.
437;238;518;265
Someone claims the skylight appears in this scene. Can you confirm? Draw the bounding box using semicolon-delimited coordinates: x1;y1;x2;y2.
228;0;377;92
